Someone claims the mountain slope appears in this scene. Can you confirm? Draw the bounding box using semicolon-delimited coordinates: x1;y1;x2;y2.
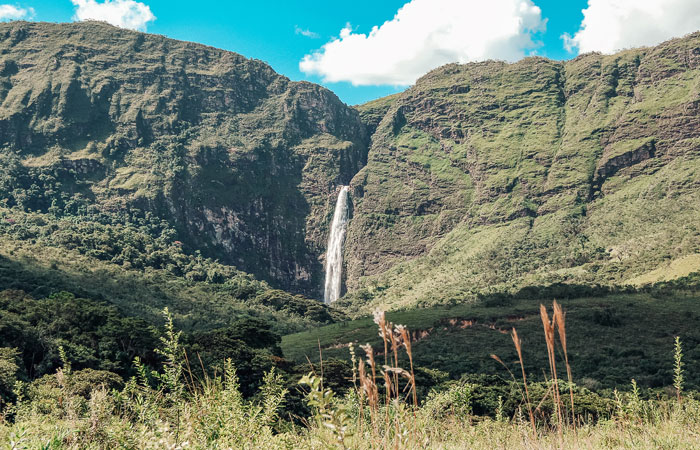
0;22;698;316
0;21;367;297
342;33;700;313
284;283;700;389
0;206;343;333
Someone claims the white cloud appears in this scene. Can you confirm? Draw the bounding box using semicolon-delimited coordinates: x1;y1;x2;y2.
71;0;156;31
563;0;700;54
295;25;319;39
299;0;545;86
0;4;34;21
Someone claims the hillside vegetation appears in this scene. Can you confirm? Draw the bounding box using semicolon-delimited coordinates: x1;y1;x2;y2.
345;32;700;313
285;281;700;390
0;20;367;298
2;303;700;449
0;204;344;405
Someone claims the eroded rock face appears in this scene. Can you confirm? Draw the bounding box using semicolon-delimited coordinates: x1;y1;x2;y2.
592;140;656;195
0;21;368;297
1;21;699;308
344;33;700;308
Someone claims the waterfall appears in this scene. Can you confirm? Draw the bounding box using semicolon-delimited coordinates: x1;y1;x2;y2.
324;186;350;304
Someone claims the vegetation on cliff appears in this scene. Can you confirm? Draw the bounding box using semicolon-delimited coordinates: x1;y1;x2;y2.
0;22;698;312
0;20;368;298
345;32;700;313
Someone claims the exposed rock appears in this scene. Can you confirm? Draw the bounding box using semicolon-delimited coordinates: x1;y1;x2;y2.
345;32;700;311
0;21;368;297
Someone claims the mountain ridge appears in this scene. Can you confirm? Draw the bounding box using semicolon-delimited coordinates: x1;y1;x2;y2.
0;21;697;315
0;20;368;298
343;31;700;312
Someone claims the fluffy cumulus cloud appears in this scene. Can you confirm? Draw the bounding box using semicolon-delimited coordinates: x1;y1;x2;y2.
564;0;700;54
300;0;545;86
0;4;34;21
71;0;155;31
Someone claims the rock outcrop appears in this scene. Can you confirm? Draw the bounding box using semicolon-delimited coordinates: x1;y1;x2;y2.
0;22;699;309
342;32;700;312
0;21;368;297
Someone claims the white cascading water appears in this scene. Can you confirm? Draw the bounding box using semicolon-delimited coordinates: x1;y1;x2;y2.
324;186;350;304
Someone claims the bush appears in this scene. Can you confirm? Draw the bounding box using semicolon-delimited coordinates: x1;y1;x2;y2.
0;347;19;405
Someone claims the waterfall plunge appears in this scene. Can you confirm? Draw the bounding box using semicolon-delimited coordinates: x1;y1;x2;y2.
324;186;350;304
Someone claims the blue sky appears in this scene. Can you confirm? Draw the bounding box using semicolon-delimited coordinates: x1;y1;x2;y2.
4;0;700;105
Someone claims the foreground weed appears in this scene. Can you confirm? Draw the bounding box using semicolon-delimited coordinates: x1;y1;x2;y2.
2;307;700;449
674;336;685;404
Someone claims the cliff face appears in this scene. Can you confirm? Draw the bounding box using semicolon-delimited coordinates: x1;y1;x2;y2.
0;22;698;309
343;33;700;312
0;21;367;297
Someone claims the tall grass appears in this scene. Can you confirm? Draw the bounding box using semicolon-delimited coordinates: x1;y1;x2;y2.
511;328;535;435
2;305;700;449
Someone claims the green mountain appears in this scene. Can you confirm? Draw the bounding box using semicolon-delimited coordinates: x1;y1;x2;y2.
343;32;700;313
0;20;367;299
0;21;698;320
0;22;364;382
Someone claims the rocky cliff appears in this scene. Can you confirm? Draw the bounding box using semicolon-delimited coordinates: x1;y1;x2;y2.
342;32;700;312
0;21;367;297
0;22;698;310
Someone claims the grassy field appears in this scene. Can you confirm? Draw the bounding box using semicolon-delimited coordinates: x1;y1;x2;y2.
3;305;700;449
4;402;700;449
284;290;700;390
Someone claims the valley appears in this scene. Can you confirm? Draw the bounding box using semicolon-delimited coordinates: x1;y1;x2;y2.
0;19;698;449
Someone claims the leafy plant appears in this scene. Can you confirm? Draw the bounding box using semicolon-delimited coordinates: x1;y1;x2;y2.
674;336;685;403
